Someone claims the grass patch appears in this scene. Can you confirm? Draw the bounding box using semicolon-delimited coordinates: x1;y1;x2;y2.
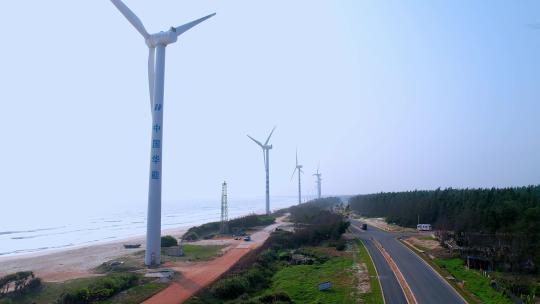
356;240;384;304
163;244;225;262
94;253;144;274
414;244;431;252
417;235;436;241
435;258;512;304
100;281;169;304
131;244;225;263
266;254;356;303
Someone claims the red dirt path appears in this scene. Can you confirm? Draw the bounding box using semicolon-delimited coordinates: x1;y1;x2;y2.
143;220;283;304
143;246;252;304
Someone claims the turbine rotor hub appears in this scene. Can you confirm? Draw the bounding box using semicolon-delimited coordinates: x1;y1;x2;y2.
146;29;178;47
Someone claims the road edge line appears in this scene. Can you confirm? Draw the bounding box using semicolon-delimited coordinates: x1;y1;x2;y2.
398;238;469;304
359;239;387;304
372;239;417;304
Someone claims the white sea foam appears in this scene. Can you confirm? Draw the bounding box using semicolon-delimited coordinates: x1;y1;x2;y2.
0;196;301;257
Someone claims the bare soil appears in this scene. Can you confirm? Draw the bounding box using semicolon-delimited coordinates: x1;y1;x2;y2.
361;217;416;233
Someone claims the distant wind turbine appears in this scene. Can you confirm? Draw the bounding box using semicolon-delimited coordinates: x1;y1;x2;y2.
291;150;303;204
110;0;215;266
247;127;276;215
313;165;322;199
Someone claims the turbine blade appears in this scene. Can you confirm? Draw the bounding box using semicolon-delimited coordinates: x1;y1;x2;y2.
290;168;297;181
295;150;298;167
110;0;150;38
148;47;155;110
175;13;216;37
264;126;276;145
247;135;264;147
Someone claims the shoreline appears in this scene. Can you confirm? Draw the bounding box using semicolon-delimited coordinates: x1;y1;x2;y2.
0;226;188;282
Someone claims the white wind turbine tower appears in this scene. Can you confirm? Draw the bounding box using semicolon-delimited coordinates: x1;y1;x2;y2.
247;127;276;215
291;150;304;204
110;0;215;266
313;165;322;199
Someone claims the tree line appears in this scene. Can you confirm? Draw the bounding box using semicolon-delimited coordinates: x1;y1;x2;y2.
349;186;540;272
349;186;540;233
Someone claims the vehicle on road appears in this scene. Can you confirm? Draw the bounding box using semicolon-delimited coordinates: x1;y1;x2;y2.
361;223;368;230
244;235;251;241
417;224;432;231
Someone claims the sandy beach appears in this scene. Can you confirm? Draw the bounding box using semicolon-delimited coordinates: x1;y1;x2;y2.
0;227;188;282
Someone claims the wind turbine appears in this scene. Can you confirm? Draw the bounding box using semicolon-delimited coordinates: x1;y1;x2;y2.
291;150;303;204
313;165;322;199
110;0;215;266
247;127;276;215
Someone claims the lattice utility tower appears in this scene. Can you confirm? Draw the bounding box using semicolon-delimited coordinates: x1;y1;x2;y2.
220;181;229;234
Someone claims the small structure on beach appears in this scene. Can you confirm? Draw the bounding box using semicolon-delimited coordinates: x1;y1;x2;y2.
164;245;184;257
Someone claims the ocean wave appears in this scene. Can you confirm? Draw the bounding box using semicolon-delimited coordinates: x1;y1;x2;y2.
0;226;66;236
0;243;74;256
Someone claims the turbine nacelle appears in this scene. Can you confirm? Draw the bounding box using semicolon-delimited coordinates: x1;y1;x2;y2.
145;30;178;48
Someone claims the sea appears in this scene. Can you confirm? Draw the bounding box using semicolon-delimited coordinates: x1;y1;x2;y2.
0;196;304;258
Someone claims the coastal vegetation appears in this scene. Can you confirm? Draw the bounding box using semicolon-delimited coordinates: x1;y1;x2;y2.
183;214;275;241
0;271;41;297
55;273;139;303
187;198;382;303
0;272;166;304
160;235;178;247
2;243;225;304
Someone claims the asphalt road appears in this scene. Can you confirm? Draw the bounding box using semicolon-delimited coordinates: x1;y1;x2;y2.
350;220;466;304
350;223;407;304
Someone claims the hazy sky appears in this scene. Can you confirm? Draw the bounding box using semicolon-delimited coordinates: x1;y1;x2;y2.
0;1;539;217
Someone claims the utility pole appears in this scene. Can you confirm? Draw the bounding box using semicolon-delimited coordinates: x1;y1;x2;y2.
220;181;229;234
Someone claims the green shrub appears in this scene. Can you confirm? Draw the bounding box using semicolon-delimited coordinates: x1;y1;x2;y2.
183;214;276;241
0;271;40;296
161;235;178;247
244;267;271;289
211;276;249;299
335;238;347;251
56;273;138;304
183;231;199;241
57;288;90;304
259;292;293;303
